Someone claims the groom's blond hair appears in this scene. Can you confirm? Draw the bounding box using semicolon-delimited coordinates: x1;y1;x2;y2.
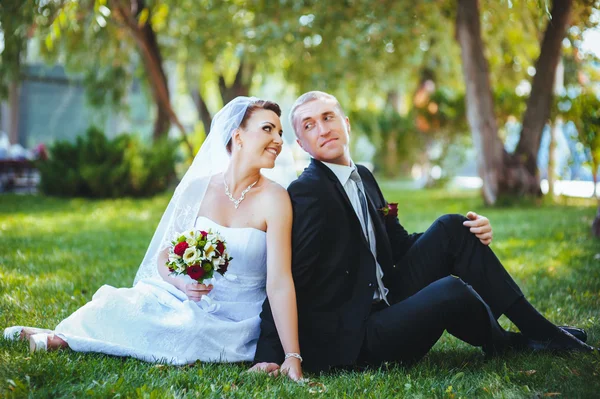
289;91;346;137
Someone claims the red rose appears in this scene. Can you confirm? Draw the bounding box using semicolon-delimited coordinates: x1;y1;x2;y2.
218;260;229;275
388;203;398;218
216;241;225;255
187;264;205;281
174;241;189;257
200;231;208;239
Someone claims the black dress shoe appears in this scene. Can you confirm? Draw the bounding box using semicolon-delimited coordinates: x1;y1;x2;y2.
558;326;587;343
482;332;529;357
526;328;597;353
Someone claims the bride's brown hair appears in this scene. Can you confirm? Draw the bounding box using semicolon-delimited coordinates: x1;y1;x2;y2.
240;100;281;128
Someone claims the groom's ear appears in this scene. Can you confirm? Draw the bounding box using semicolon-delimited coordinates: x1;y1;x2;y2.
296;138;305;151
345;117;351;133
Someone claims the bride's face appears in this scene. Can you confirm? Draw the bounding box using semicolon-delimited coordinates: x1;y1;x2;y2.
235;109;284;169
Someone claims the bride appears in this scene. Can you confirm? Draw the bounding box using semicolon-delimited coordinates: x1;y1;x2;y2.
4;97;303;380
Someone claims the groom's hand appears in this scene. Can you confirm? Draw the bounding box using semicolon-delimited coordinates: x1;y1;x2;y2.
463;211;493;246
248;362;280;376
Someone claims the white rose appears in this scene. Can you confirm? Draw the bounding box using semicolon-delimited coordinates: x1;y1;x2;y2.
213;258;221;270
182;247;199;264
168;254;181;263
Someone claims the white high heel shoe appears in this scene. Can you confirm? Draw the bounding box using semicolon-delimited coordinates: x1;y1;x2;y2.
3;326;52;341
3;326;24;341
29;333;50;353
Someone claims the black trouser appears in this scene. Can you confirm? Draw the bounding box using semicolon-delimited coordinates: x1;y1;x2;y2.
360;214;524;365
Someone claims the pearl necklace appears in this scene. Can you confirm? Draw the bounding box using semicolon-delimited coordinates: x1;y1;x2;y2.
223;178;259;209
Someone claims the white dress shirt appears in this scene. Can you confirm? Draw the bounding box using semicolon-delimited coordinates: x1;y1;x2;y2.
322;160;390;305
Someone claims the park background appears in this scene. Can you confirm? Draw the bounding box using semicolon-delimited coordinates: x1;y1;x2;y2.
1;0;600;398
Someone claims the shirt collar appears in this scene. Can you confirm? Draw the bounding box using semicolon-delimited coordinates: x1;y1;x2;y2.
321;159;356;186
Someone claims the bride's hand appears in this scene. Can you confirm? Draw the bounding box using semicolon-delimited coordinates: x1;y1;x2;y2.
248;362;280;375
183;282;213;302
280;357;303;381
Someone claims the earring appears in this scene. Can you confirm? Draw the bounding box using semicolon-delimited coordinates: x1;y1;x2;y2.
237;143;242;150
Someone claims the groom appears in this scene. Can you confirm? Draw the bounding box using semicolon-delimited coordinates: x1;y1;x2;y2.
252;91;594;374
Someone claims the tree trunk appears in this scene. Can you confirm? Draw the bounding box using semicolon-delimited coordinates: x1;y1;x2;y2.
188;59;254;138
515;0;573;177
8;81;20;145
218;59;254;106
190;88;212;136
456;0;506;204
456;0;572;204
548;120;558;197
153;99;171;140
384;134;398;177
387;90;400;112
592;203;600;238
112;0;194;155
134;7;172;137
549;57;565;199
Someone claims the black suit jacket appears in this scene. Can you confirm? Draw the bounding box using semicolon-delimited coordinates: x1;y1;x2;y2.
253;159;421;373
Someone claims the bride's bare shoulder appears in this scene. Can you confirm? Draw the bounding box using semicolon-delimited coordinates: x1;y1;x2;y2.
258;177;291;216
260;177;289;196
207;173;223;187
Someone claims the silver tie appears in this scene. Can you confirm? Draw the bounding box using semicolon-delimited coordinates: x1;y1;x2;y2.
350;169;389;305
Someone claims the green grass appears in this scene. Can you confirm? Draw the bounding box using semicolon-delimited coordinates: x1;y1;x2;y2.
1;187;600;398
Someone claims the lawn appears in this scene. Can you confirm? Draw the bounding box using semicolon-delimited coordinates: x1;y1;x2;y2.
1;187;599;398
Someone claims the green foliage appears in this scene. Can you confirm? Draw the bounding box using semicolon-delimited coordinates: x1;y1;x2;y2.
349;86;531;179
125;133;179;196
38;0;137;109
557;92;600;180
5;0;597;130
351;107;421;176
37;127;177;198
1;189;599;397
414;89;468;133
0;1;50;98
494;88;528;122
83;65;130;109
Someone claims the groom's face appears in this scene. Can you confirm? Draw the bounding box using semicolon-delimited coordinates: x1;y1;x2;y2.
293;98;351;166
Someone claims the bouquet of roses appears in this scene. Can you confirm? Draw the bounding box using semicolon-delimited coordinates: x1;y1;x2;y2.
166;229;232;283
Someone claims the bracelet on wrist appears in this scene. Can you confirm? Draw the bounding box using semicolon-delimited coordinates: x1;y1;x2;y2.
284;352;303;362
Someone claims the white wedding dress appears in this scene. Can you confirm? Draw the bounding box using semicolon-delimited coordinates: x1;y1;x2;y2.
5;216;268;365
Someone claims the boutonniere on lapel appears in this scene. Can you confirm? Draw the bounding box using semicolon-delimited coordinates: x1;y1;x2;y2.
378;203;398;218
